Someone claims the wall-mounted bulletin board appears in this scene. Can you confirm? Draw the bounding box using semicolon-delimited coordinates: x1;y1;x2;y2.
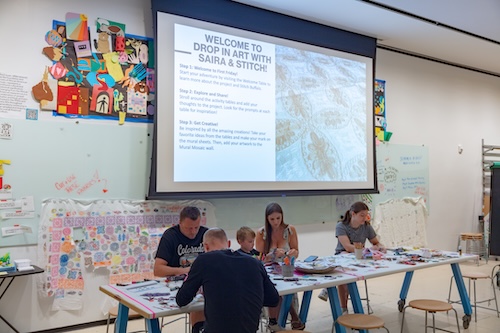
369;143;429;209
0;118;151;247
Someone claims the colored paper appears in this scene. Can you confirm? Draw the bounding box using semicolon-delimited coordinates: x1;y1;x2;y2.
377;130;385;142
74;41;92;58
57;85;80;114
66;12;89;41
90;84;114;114
102;53;124;81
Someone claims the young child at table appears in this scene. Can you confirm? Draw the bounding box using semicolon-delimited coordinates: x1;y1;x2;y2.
236;226;261;257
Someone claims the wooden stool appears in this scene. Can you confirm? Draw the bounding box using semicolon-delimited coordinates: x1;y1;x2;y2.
460;233;484;264
400;299;460;333
106;306;147;333
336;313;389;332
447;271;499;322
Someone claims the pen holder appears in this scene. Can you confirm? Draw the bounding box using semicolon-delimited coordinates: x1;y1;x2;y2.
354;248;364;260
281;263;295;278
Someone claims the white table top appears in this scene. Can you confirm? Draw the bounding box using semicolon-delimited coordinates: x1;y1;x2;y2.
99;250;476;319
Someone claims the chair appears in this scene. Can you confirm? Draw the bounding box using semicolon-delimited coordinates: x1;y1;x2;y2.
320;280;373;314
400;299;460;333
447;271;499;322
161;313;190;333
106;305;147;333
459;233;484;265
335;313;389;332
360;280;373;314
492;264;500;289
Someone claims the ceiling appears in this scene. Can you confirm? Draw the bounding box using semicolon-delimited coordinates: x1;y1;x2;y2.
233;0;500;77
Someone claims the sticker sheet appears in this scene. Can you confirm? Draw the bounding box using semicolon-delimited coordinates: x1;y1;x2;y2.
37;199;214;311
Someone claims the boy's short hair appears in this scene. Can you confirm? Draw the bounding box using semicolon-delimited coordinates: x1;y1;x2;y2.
236;226;256;241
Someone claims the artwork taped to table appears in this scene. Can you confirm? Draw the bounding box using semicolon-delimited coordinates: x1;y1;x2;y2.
36;198;214;311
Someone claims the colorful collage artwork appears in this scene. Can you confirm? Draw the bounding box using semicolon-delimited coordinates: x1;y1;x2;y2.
37;199;214;311
32;13;154;124
374;79;387;141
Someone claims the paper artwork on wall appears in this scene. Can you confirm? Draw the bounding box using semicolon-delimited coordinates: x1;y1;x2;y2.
34;14;154;123
374;79;388;142
37;199;214;311
65;12;89;41
73;41;92;58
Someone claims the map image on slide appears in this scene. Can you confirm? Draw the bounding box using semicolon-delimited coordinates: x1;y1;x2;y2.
275;46;368;182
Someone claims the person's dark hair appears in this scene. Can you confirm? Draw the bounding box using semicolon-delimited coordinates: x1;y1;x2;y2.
179;206;201;222
342;201;370;225
264;203;288;254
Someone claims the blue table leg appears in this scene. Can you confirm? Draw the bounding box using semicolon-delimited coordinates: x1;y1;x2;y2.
347;281;365;314
327;286;346;333
299;290;312;323
398;271;414;311
278;294;293;328
347;282;367;333
146;318;161;333
451;263;472;315
114;303;129;333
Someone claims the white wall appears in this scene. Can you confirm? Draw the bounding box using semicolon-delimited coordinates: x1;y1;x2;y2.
0;1;153;332
2;1;500;331
376;48;500;249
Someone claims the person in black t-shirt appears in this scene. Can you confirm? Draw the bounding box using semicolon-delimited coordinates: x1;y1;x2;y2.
176;227;279;333
154;206;208;332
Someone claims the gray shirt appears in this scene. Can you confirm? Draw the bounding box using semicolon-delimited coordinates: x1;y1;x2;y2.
334;222;377;254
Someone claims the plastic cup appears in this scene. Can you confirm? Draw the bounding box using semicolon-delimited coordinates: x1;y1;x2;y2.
355;248;363;260
282;264;294;278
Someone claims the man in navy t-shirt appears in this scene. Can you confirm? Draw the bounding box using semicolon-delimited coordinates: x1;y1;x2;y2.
176;228;279;333
154;206;208;331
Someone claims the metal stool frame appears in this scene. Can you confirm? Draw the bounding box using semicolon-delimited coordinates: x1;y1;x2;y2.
400;299;460;333
447;272;499;322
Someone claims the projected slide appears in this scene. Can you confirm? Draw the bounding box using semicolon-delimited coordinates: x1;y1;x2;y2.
174;24;276;181
172;24;367;183
275;47;367;182
153;9;375;196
